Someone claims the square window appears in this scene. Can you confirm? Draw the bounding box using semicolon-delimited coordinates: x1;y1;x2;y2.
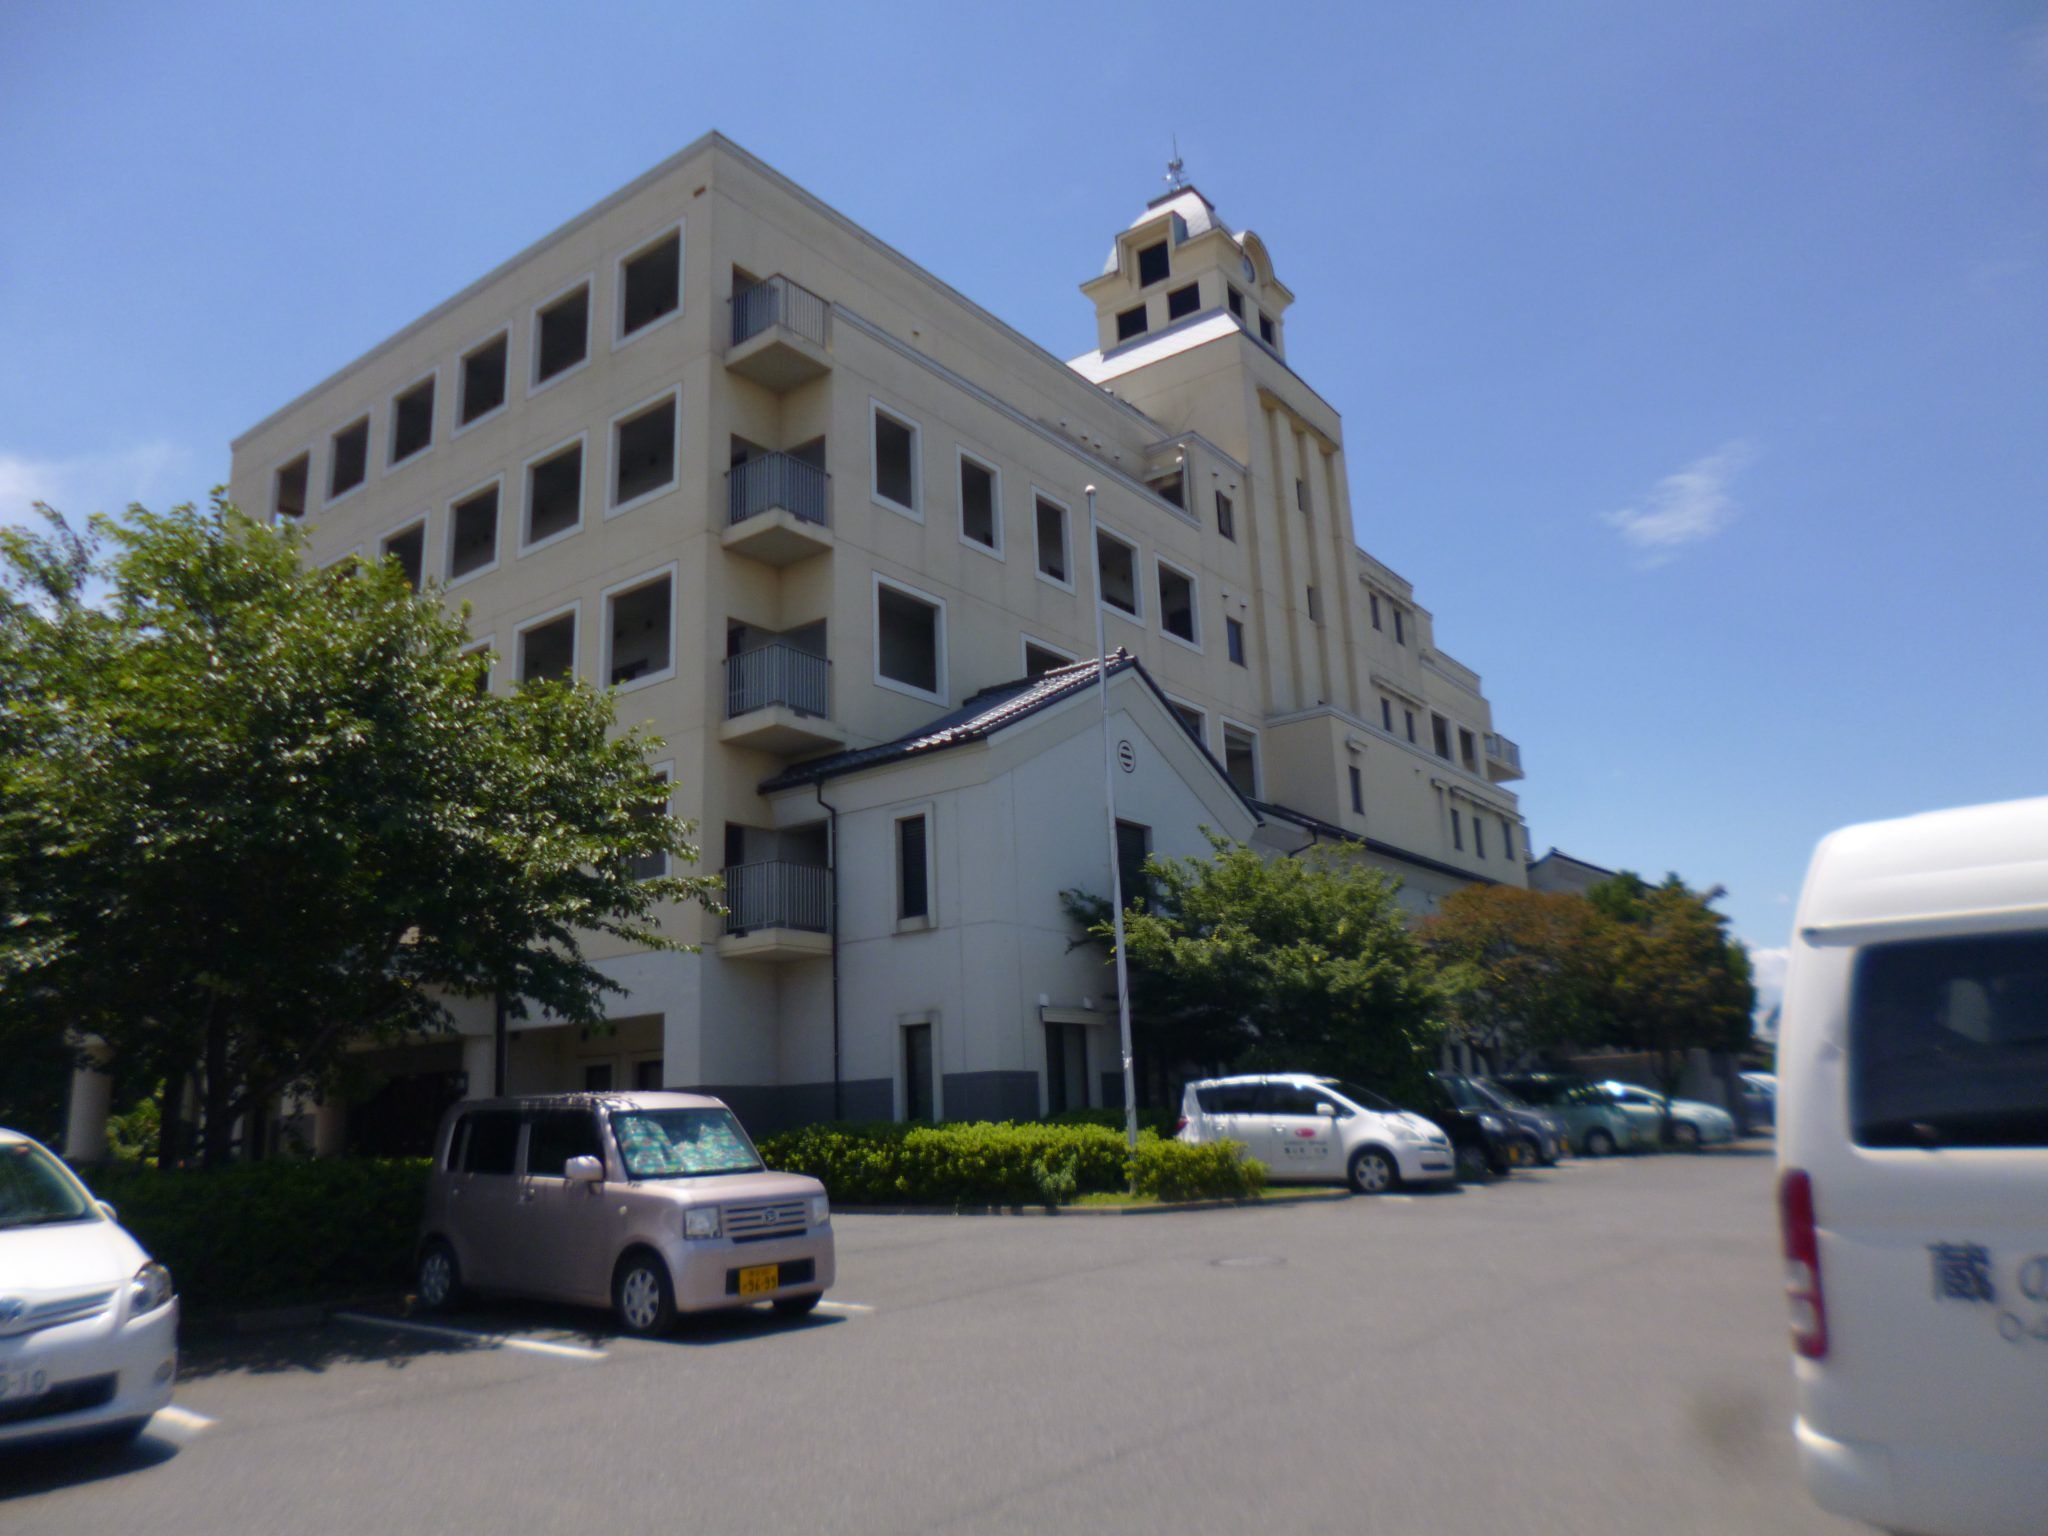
534;284;590;384
1035;496;1069;584
1096;530;1139;617
606;574;673;687
1222;726;1258;798
526;442;583;546
872;406;919;515
1158;563;1197;644
1166;283;1199;321
1214;489;1234;541
273;454;310;520
959;454;998;550
1136;241;1169;287
329;418;369;499
897;815;930;922
1023;641;1070;680
390;377;434;465
459;334;508;425
877;581;942;698
518;611;576;685
613;398;677;509
380;523;425;591
447;484;499;581
619;230;681;338
633;1057;665;1089
1116;306;1147;343
1148;470;1184;509
1226;616;1246;666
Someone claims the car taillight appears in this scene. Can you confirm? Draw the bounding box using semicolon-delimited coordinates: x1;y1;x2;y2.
1779;1168;1827;1359
1172;1116;1187;1136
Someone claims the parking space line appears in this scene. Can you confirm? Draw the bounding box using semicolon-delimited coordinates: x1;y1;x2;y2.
149;1406;216;1439
331;1311;608;1360
814;1299;874;1315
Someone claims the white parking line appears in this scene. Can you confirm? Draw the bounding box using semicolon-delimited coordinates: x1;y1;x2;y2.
814;1300;874;1315
149;1406;216;1439
331;1311;608;1360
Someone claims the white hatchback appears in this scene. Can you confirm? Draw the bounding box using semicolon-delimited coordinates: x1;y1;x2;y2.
0;1130;179;1449
1177;1074;1456;1193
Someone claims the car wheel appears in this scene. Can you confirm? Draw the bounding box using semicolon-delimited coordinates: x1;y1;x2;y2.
1455;1143;1489;1180
416;1238;463;1311
1347;1147;1397;1194
612;1251;676;1338
1584;1128;1616;1157
1673;1121;1702;1150
772;1291;824;1318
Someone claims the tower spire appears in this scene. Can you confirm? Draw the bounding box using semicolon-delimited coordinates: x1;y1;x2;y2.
1163;135;1185;193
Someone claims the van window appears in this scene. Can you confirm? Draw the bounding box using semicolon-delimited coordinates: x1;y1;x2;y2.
460;1111;521;1175
1195;1085;1259;1114
1850;929;2048;1149
526;1111;603;1176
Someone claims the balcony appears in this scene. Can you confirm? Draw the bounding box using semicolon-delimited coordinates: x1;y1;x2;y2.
719;641;845;753
726;276;831;391
722;452;833;566
1484;732;1524;782
718;860;831;963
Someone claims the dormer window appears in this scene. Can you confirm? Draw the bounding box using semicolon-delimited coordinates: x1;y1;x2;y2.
1166;283;1199;322
1116;306;1148;343
1136;241;1170;287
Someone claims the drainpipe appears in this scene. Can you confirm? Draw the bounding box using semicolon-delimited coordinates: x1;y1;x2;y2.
814;781;843;1121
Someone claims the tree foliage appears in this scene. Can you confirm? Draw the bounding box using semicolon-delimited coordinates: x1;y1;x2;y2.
1421;885;1617;1060
0;499;719;1164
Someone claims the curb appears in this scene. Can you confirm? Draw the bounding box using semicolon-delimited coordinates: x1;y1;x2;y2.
838;1189;1353;1217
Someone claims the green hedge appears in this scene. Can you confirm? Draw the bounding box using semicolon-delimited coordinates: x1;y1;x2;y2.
82;1159;431;1315
757;1121;1263;1206
1040;1106;1184;1139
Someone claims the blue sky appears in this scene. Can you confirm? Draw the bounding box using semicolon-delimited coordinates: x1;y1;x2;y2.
5;0;2045;1011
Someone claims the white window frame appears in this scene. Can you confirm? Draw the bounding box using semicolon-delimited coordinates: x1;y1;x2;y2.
514;600;581;687
1163;692;1207;748
954;446;1003;559
443;475;505;589
632;758;675;881
1093;521;1144;624
462;634;496;694
1020;633;1077;678
527;272;595;397
454;326;512;436
897;1012;942;1120
892;807;938;934
868;398;923;522
1031;488;1074;592
319;543;364;571
1154;555;1202;652
271;444;317;522
376;513;430;588
1220;718;1262;799
386;369;438;473
611;220;685;350
519;431;588;557
606;389;681;520
600;562;679;694
325;415;372;509
872;572;948;706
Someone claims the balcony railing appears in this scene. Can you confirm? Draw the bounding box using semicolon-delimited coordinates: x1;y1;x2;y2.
730;276;829;350
728;453;829;529
724;860;830;935
725;641;830;720
1484;733;1522;772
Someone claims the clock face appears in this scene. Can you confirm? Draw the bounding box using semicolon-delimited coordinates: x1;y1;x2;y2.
1241;255;1255;282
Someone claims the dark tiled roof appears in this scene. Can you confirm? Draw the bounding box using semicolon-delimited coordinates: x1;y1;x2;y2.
1252;800;1498;888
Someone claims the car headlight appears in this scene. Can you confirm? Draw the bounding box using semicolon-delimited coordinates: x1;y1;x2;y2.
809;1193;830;1226
130;1261;174;1315
683;1206;721;1240
1479;1114;1503;1133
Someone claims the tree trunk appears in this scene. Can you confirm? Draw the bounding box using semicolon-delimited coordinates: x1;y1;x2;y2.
201;1014;230;1169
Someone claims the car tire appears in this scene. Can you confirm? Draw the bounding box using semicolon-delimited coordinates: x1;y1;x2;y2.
1584;1128;1616;1157
773;1291;824;1318
416;1238;463;1312
1673;1121;1701;1150
1455;1143;1489;1181
1347;1147;1397;1195
612;1250;677;1338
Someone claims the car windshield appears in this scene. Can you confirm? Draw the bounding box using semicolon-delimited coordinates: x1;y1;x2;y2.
0;1141;97;1230
1437;1076;1488;1110
1327;1081;1399;1114
1475;1078;1532;1111
611;1109;764;1179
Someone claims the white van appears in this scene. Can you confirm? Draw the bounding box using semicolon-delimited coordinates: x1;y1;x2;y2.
1778;796;2048;1536
1177;1074;1455;1192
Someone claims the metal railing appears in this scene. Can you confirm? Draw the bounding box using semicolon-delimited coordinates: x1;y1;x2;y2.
1484;733;1522;772
723;860;831;935
727;453;830;529
729;275;830;350
725;642;830;719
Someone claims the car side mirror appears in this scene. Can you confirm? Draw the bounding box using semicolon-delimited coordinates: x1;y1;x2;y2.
1315;1103;1337;1119
564;1155;604;1184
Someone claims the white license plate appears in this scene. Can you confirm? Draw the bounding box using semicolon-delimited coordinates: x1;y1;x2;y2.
0;1362;49;1404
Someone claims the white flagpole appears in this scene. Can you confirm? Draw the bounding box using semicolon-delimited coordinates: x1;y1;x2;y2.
1086;485;1140;1154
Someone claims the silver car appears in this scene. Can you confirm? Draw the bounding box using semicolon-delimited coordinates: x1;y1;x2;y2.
417;1092;834;1337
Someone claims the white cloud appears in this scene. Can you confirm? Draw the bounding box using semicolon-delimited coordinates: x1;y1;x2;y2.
1602;439;1754;566
1747;943;1789;1029
0;441;194;531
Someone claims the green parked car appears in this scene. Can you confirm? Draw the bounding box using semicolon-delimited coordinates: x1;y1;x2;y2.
1494;1075;1644;1156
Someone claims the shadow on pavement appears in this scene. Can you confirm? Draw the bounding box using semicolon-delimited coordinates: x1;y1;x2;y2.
0;1426;181;1500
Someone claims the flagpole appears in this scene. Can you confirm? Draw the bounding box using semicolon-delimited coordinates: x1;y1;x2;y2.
1086;485;1140;1154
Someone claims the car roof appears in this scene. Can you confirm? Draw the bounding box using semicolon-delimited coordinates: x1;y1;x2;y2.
1186;1073;1336;1089
0;1127;29;1148
1798;794;2048;947
452;1091;730;1114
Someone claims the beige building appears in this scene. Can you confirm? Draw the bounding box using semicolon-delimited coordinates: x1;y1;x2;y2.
222;133;1530;1141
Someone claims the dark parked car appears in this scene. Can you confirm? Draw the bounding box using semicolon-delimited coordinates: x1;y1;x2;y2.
1401;1074;1520;1177
1461;1074;1570;1165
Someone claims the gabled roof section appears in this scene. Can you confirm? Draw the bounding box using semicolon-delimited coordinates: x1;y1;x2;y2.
1254;801;1499;888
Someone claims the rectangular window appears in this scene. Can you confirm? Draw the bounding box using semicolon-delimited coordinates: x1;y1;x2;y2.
1222;726;1258;798
872;405;919;515
1166;283;1199;321
526;1111;602;1178
380;523;425;591
1136;241;1170;287
1474;819;1486;859
1433;714;1452;760
896;815;929;922
525;440;583;547
958;454;998;551
534;283;590;386
1370;592;1381;629
1226;616;1246;666
1115;819;1152;915
1306;585;1321;623
612;396;677;510
1226;286;1244;318
389;376;434;466
446;483;500;582
1115;305;1147;343
1214;490;1234;541
1451;809;1464;851
1096;529;1139;617
583;1064;614;1093
1169;701;1204;744
606;572;673;687
633;1058;665;1091
1158;562;1197;644
329;417;369;500
459;333;508;426
618;228;681;339
518;610;576;685
1030;496;1069;584
627;771;670;881
1349;765;1364;815
1405;709;1417;744
1501;818;1514;862
1024;640;1072;679
1259;313;1276;345
1046;1022;1087;1115
1295;478;1309;513
459;1112;520;1176
902;1021;935;1122
273;454;310;520
877;580;943;699
1380;698;1393;732
1460;728;1478;772
1394;609;1406;645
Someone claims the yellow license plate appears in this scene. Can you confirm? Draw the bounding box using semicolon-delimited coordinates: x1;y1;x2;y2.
737;1264;780;1297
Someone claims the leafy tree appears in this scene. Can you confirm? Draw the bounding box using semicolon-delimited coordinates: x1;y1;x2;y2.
1064;836;1444;1094
0;499;719;1166
1421;884;1616;1065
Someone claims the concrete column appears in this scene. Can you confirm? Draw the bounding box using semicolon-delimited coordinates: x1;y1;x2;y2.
312;1099;348;1158
461;1034;495;1099
63;1058;113;1164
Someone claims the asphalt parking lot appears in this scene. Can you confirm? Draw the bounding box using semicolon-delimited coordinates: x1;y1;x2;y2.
2;1143;1858;1536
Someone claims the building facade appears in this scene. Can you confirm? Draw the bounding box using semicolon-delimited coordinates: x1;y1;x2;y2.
220;133;1530;1142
